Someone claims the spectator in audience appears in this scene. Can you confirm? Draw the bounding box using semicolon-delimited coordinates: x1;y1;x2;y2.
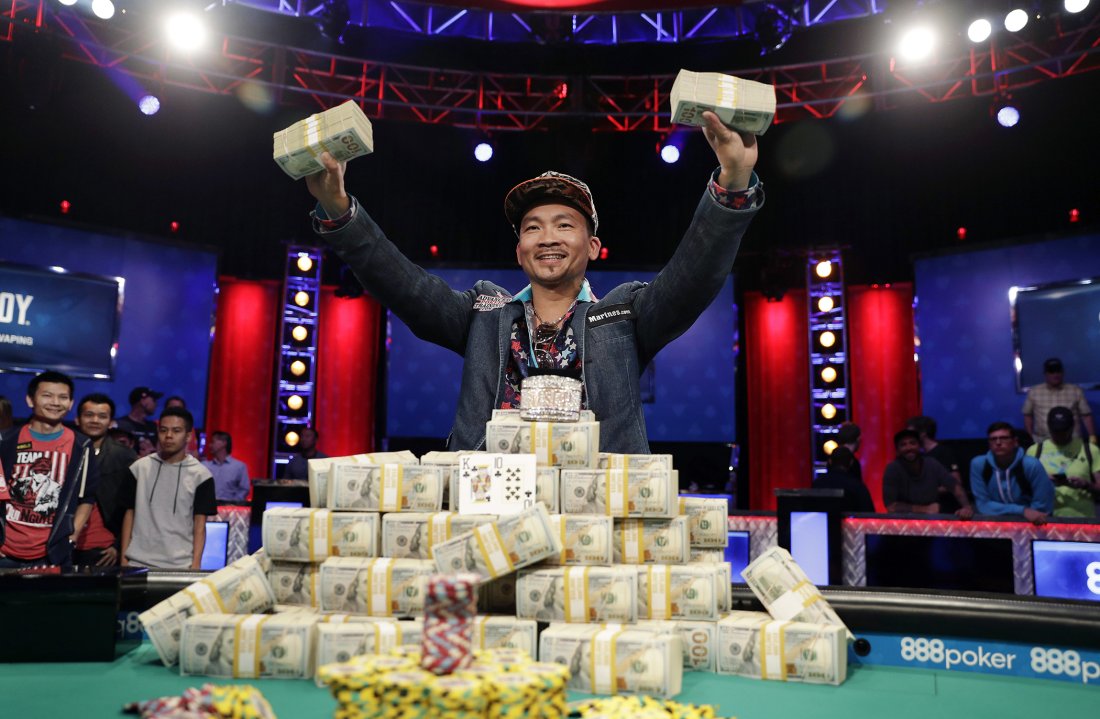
116;386;162;456
0;395;13;433
109;428;136;450
882;429;974;518
813;446;875;512
835;422;863;481
907;414;965;513
282;426;327;480
1026;407;1100;518
970;421;1054;524
202;430;251;501
1022;357;1095;443
0;371;99;567
163;396;187;410
161;396;201;456
121;406;216;569
73;392;138;566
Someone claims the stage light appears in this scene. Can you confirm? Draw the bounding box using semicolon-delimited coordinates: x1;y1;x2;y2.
60;200;71;214
957;226;967;240
996;104;1020;127
1065;0;1089;13
599;247;609;260
474;142;493;163
138;95;160;116
170;221;180;233
821;366;837;383
967;19;992;43
294;291;310;307
754;3;793;54
821;403;837;420
660;144;680;164
292;325;308;342
814;260;833;279
91;0;114;20
165;12;207;52
819;331;836;348
553;82;568;100
58;0;77;6
429;244;439;258
297;255;313;272
287;395;304;411
898;26;935;61
823;440;838;455
290;360;307;376
1005;9;1029;32
1070;208;1080;223
285;430;300;447
817;296;834;313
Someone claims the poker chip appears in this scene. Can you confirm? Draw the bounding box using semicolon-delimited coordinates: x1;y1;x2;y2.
420;574;479;675
568;696;724;719
123;684;275;719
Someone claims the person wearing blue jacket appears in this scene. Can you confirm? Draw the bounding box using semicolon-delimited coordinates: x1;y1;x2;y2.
970;421;1054;524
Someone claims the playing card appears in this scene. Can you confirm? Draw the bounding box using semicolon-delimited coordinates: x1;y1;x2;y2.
457;453;537;516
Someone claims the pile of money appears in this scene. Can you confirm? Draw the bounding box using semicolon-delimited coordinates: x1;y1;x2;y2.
689;548;727;563
139;553;277;666
545;514;614;566
309;451;418;508
381;511;497;560
485;418;600;468
268;561;320;608
638;619;718;673
516;566;638;623
315;620;423;681
273;100;374;180
613;517;690;564
262;507;380;562
678;497;729;547
597;453;674;471
716;611;847;685
180;612;318;680
561;469;677;517
478;575;517;614
669;69;776;135
328;463;445;512
538;624;682;697
472;616;538;656
636;564;721;621
318;557;436;617
740;546;851;639
431;504;561;582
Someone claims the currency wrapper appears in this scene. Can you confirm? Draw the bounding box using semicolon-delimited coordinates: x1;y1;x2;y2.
308;451;418;508
328;463;445;512
262;507;380;562
180;612;319;680
318;556;436;617
597;453;675;471
431;503;561;582
517;565;638;623
381;510;497;559
484;418;600;468
561;468;678;518
538;624;682;697
716;610;847;685
315;620;423;683
669;69;776;135
472;616;538;656
635;564;721;621
597;619;717;673
613;517;690;564
545;514;614;566
268;561;321;608
741;545;852;640
678;496;729;547
273;99;374;180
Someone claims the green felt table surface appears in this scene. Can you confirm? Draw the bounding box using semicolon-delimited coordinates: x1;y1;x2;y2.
0;644;1094;719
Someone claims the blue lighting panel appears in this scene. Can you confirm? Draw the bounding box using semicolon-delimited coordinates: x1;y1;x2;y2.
790;511;829;585
725;531;750;582
200;521;229;571
1033;541;1100;602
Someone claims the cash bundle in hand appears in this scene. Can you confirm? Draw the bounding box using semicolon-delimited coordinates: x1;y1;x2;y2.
273;99;374;180
670;69;776;135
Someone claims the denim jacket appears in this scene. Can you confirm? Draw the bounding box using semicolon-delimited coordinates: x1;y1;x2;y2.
318;179;761;453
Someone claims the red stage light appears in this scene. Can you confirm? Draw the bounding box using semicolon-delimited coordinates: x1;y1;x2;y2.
553;82;568;100
170;221;180;232
60;200;71;214
956;226;967;240
429;244;439;257
599;248;609;260
1069;208;1080;223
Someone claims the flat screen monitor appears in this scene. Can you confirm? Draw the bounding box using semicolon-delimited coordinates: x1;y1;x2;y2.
865;534;1015;593
725;530;750;583
250;481;310;526
200;521;229;571
790;511;829;586
1012;276;1100;390
1033;540;1100;602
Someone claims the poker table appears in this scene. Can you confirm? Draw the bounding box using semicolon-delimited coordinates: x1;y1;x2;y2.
1;642;1095;719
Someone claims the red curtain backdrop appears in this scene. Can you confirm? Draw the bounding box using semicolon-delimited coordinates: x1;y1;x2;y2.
205;278;280;481
745;290;812;510
316;289;383;457
847;283;921;511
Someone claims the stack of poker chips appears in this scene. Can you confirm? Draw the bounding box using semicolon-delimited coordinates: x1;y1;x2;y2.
123;683;276;719
317;647;569;719
420;573;479;675
571;696;730;719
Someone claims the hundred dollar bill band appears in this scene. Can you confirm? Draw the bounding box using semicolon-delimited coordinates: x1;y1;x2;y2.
303;111;762;453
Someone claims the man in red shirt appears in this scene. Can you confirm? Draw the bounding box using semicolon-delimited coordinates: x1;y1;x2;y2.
73;392;137;566
0;371;99;567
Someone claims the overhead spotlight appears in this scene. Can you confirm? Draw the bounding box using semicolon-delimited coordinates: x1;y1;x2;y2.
660;144;680;164
474;142;493;162
821;366;837;383
1065;0;1090;13
898;26;936;61
138;95;160;116
967;18;992;43
285;430;300;447
1004;9;1029;32
996;103;1020;127
287;394;304;411
553;82;569;100
316;0;351;43
754;3;793;54
296;255;313;272
91;0;114;19
814;260;833;279
165;12;207;51
58;0;77;5
290;360;307;377
817;296;834;313
823;440;838;455
821;403;837;420
294;291;310;307
819;331;836;348
291;325;309;342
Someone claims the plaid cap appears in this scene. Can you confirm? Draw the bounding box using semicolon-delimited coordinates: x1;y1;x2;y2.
503;170;598;235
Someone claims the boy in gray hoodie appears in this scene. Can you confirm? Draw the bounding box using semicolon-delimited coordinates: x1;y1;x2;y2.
120;406;216;569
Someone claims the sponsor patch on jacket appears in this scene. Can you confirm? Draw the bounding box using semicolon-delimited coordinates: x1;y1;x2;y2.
473;292;511;311
16;441;32;451
586;303;636;327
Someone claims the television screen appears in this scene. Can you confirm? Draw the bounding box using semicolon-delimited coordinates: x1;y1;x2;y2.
0;261;122;378
865;534;1015;593
200;521;229;571
725;530;750;582
1012;277;1100;390
1032;540;1100;602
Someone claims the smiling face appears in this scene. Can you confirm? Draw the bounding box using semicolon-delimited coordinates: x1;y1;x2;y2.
896;436;921;463
515;202;601;292
26;382;73;426
76;401;112;441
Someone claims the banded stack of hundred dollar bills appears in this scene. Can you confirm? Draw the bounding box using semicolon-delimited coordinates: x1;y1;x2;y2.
716;610;848;685
484;411;600;468
273;99;374;180
539;624;683;697
669;69;776;135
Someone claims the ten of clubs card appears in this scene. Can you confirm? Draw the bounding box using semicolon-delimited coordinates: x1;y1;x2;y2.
457;453;537;515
